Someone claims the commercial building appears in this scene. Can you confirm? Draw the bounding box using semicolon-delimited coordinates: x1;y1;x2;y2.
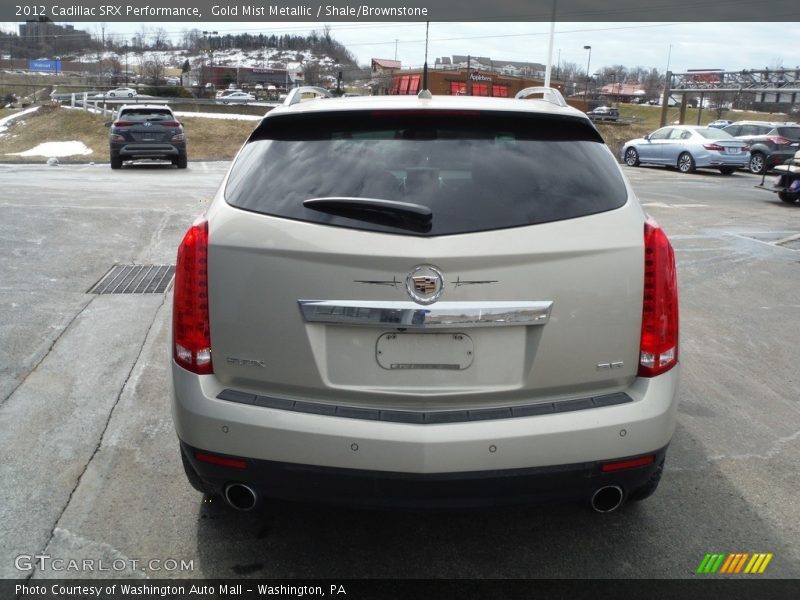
387;68;563;99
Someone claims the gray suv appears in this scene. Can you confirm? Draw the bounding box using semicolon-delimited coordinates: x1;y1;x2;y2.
171;89;680;512
108;104;187;169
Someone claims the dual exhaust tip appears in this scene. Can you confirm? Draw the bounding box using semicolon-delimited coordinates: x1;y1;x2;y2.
222;482;624;513
223;483;258;511
590;485;624;513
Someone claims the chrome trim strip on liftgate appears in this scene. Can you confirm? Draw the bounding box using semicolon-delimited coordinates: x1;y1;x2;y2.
298;300;553;329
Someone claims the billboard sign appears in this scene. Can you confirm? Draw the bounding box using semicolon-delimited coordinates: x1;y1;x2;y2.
28;59;62;72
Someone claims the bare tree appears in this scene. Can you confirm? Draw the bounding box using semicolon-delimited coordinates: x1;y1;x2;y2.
141;52;166;85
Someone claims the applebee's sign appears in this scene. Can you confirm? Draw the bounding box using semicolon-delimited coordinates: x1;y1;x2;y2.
469;72;492;82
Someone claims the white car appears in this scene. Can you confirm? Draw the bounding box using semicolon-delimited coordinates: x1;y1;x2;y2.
216;91;256;104
172;88;680;512
96;87;138;98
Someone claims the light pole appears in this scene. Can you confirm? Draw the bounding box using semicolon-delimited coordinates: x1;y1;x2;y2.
583;45;592;101
202;31;218;91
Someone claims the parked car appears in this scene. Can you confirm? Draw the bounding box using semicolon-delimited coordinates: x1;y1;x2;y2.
216;91;256;104
621;125;750;174
586;106;619;122
96;87;138;98
171;88;680;512
107;104;187;169
722;121;800;174
707;119;732;129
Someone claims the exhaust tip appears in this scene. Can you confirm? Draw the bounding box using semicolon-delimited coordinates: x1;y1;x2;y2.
224;483;258;511
590;485;624;513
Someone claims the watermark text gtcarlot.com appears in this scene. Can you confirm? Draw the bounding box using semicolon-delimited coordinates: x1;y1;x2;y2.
15;554;194;573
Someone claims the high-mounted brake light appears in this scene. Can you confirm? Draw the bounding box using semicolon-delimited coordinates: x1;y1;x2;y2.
639;217;679;377
173;219;212;374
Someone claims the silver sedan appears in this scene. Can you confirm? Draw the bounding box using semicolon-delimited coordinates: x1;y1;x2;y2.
621;125;750;174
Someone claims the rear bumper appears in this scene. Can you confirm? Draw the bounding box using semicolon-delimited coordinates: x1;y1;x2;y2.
112;142;185;159
171;360;680;505
181;441;668;508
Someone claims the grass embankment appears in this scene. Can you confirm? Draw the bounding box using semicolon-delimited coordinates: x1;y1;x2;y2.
0;104;258;162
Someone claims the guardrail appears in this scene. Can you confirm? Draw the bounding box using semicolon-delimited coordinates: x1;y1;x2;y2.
50;93;274;117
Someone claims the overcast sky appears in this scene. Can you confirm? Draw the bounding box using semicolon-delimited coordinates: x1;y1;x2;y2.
2;21;798;74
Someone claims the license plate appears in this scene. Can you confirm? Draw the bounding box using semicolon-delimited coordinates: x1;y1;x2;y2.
376;332;474;370
725;147;740;154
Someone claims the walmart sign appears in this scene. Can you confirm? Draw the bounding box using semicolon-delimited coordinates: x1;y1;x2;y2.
28;59;61;72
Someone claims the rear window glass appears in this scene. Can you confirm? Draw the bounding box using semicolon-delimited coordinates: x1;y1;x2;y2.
776;127;800;138
224;110;628;236
119;108;174;121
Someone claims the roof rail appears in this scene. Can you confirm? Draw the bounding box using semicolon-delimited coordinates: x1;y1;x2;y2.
283;86;333;106
514;86;568;107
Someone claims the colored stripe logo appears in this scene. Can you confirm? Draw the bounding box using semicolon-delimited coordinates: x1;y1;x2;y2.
696;553;773;574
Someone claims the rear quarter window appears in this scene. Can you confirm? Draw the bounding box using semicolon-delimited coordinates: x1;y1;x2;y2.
224;110;628;236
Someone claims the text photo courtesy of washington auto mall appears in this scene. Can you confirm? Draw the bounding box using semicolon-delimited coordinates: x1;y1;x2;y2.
1;1;799;599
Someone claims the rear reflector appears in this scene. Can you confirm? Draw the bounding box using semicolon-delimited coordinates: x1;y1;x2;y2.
195;451;247;470
639;217;679;377
601;454;656;473
173;219;213;374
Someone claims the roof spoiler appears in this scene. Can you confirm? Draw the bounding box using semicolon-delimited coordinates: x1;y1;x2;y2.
514;86;568;107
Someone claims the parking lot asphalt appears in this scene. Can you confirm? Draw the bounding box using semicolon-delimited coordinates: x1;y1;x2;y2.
0;161;798;579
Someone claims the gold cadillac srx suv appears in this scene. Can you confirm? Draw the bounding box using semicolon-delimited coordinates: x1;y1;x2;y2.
171;88;680;512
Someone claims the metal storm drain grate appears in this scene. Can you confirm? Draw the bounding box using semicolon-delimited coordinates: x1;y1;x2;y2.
88;265;175;295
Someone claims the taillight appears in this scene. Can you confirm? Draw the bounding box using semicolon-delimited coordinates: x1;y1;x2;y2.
173;219;212;374
113;120;134;127
171;133;186;142
161;121;181;127
109;134;125;143
639;217;679;377
702;143;724;151
767;136;790;145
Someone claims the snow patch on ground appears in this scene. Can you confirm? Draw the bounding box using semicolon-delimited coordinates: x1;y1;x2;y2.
7;141;93;157
0;105;41;131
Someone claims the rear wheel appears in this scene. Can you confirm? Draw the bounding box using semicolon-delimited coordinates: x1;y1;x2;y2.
778;191;797;203
677;152;696;173
176;153;188;169
110;155;122;170
624;147;640;167
719;167;735;175
749;152;766;175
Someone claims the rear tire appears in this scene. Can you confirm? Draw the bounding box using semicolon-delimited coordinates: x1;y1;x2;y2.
719;167;735;175
176;153;188;169
624;147;640;167
778;191;797;203
677;152;696;173
110;155;122;170
749;152;766;175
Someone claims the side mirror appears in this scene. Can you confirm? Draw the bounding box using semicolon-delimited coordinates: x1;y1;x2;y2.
643;134;650;141
104;121;113;127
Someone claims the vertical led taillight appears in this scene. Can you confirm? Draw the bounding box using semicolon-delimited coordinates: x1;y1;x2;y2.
173;219;213;374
